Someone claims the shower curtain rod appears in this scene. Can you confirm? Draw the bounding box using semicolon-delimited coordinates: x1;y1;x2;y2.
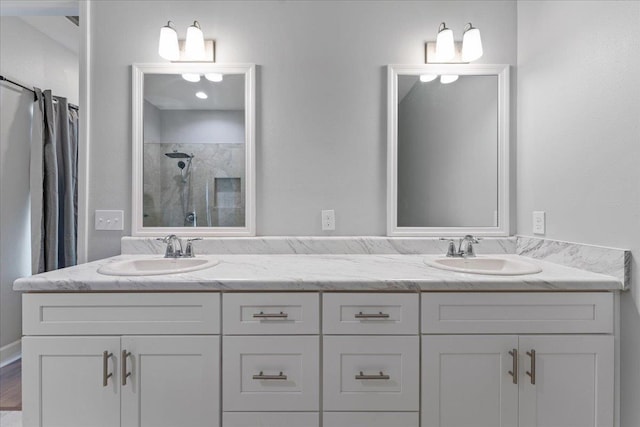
0;75;79;110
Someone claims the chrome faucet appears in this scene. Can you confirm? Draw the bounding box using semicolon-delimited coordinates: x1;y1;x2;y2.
156;236;202;258
157;235;183;258
440;235;480;258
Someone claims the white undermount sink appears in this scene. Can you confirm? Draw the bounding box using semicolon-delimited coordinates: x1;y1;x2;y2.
97;257;219;276
424;255;542;276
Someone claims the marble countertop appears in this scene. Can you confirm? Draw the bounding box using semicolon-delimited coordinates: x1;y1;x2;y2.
13;254;623;292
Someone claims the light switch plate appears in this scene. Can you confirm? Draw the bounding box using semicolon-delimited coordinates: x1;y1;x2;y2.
532;211;545;235
95;210;124;230
321;209;335;231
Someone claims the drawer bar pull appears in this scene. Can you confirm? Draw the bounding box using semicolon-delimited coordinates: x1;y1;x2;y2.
102;351;113;387
508;349;518;384
121;350;132;386
253;311;289;319
354;311;390;319
356;371;390;380
252;371;287;380
526;349;536;385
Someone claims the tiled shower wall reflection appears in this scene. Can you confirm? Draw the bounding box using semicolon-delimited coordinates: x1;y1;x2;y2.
143;143;245;227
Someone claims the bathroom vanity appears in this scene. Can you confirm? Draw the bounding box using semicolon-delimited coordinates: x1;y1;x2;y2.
14;242;625;427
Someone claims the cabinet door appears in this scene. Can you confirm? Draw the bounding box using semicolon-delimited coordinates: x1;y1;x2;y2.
22;336;121;427
120;335;220;427
518;335;614;427
422;335;518;427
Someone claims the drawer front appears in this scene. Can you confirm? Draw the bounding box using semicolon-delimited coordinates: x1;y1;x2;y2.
23;293;220;335
223;293;319;334
323;336;419;411
223;412;319;427
422;292;614;334
323;412;418;427
223;336;319;411
323;293;418;335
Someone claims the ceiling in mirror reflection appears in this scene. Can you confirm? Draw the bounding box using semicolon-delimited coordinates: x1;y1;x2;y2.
144;74;245;110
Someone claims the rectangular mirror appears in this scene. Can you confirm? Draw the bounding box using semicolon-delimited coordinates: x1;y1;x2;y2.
132;63;255;236
387;64;510;236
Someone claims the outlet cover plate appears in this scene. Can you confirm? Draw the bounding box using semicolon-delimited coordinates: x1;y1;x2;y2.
533;211;545;235
321;209;335;231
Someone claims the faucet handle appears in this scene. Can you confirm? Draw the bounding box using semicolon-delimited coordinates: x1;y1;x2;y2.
184;238;202;258
440;238;458;257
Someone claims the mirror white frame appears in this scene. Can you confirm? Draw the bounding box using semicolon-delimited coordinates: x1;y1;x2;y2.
131;63;256;236
387;64;510;236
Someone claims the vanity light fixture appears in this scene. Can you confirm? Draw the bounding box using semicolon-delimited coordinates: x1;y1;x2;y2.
195;91;208;99
181;73;201;83
440;75;459;84
419;74;438;83
425;22;483;64
157;20;215;62
435;22;455;62
461;23;483;62
158;21;180;61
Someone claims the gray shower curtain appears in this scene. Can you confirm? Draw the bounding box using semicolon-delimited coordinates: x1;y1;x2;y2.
32;89;78;273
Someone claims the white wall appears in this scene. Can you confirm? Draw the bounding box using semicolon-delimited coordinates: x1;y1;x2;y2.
0;16;78;361
86;0;517;260
516;2;640;426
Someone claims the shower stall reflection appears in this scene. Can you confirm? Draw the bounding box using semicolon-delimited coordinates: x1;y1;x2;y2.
143;142;245;228
141;73;246;228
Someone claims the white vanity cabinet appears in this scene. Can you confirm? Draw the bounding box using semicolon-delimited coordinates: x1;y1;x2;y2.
21;293;221;427
420;292;615;427
20;289;617;427
322;293;420;426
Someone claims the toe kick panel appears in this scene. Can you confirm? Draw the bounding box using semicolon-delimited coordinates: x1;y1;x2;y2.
223;336;319;411
323;336;419;411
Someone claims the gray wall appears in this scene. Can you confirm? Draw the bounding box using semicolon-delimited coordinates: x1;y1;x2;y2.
397;75;498;227
86;0;517;260
516;2;640;426
0;17;78;358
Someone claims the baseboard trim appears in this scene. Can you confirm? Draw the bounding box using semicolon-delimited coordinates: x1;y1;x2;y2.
0;339;21;367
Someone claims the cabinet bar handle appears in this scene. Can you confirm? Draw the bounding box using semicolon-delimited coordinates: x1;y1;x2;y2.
526;349;536;385
252;311;289;319
355;371;390;380
121;350;132;386
252;371;287;380
508;349;518;384
354;312;390;319
102;351;113;387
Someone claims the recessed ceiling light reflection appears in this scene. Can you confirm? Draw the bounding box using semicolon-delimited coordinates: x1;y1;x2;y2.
440;75;459;84
182;73;201;82
204;73;223;82
195;91;208;99
419;74;438;83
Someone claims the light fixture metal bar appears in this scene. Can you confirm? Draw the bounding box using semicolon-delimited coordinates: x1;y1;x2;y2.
425;41;466;64
172;39;216;63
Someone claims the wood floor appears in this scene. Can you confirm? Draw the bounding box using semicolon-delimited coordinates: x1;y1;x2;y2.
0;359;21;411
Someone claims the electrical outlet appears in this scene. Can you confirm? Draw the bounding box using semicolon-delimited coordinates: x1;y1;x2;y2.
532;211;545;235
95;210;124;230
321;209;335;231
